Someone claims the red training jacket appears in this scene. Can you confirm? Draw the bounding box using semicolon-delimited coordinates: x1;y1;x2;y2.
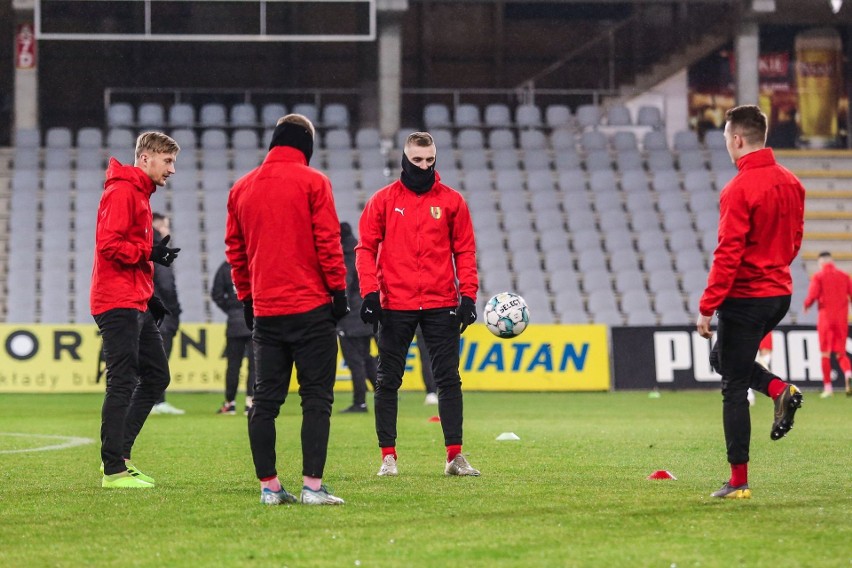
355;173;478;310
225;146;346;316
90;158;157;315
700;148;805;316
803;262;852;324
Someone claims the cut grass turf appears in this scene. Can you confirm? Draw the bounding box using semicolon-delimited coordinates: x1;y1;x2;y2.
1;391;850;567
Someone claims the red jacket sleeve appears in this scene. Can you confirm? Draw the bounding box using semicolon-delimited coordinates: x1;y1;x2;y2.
97;184;150;265
699;186;748;316
803;271;822;310
225;186;251;302
451;196;479;301
355;193;384;297
311;176;346;293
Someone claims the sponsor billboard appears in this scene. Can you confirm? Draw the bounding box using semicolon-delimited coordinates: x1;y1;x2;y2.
611;325;846;390
0;323;610;393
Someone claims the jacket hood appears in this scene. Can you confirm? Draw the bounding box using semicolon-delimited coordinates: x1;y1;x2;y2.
105;157;157;197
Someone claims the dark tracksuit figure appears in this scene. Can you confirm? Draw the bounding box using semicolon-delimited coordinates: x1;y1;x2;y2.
211;260;256;414
337;222;378;413
150;225;184;414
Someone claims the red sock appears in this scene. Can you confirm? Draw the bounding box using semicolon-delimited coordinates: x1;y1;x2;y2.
821;356;833;387
446;444;462;462
730;463;748;487
837;352;851;376
381;446;397;461
767;378;788;400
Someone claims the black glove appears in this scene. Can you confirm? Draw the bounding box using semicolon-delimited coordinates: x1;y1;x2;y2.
709;348;721;374
331;290;350;322
243;299;254;331
457;296;477;334
149;234;181;267
360;292;382;333
148;296;170;327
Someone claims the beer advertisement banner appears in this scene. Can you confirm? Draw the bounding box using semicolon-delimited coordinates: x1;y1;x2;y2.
0;323;610;393
611;325;849;390
688;26;848;149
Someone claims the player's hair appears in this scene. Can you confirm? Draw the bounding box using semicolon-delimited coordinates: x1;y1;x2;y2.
818;251;832;259
406;132;435;148
725;105;767;146
135;132;180;160
276;113;315;137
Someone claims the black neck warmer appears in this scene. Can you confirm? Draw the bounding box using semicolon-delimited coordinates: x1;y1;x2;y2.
400;153;436;194
269;122;314;165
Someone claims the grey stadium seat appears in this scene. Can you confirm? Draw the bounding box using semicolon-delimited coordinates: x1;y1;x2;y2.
424;103;452;129
322;103;349;128
606;105;632;126
138;103;165;128
575;104;600;129
199;103;228;127
516;104;542;128
230;103;258;127
454;104;481;128
636;105;663;128
169;103;195;128
484;104;512;128
107;103;134;128
545;105;572;129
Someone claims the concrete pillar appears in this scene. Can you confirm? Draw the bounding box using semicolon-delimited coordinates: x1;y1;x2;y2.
734;20;760;106
13;0;38;136
377;12;403;141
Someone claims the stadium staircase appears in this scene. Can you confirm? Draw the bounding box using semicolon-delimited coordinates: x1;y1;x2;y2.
777;150;852;274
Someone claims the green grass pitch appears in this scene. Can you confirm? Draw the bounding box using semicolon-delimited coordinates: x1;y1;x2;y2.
0;390;849;567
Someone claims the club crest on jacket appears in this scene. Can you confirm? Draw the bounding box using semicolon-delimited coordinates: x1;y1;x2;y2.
430;206;442;220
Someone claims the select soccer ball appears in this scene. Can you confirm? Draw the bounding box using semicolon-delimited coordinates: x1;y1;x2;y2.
483;292;530;338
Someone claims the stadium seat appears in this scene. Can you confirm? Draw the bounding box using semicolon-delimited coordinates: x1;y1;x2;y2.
15;128;40;147
489;129;516;150
46;127;72;148
522;151;551;171
519;129;547;151
636;105;663;128
602;229;633;253
355;128;381;149
424;103;452;129
200;129;228;149
231;129;259;150
168;103;195;128
261;103;287;126
614;269;645;294
484;104;512;128
580;131;607;152
674;130;700;151
650;171;680;193
704;129;725;149
454;104;481;127
621;170;649;193
107;103;134;128
515;104;542;128
612;131;638;151
647;150;675;171
138;103;165;128
545;105;572;129
292;103;319;124
606;105;632;126
322;103;350;128
614;150;643;172
324;129;352;150
230;103;258;127
642;131;668;151
677;151;707;171
575;104;600;129
430;129;453;149
457;129;485;149
199;103;228;128
585;151;613;172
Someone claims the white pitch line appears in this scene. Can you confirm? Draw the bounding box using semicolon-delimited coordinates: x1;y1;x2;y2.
0;432;95;454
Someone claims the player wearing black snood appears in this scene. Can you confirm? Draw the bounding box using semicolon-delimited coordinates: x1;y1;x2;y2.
355;131;481;478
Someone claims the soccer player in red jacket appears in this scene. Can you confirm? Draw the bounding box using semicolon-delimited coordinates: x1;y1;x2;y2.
226;114;349;506
803;251;852;397
356;131;480;478
91;132;181;488
696;105;806;499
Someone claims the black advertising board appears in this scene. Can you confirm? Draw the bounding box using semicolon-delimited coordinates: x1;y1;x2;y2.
611;325;851;390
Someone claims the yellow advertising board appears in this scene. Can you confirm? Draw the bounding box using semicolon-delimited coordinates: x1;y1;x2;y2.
0;323;610;393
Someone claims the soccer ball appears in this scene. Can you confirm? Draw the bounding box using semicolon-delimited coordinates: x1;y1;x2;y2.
483;292;530;338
